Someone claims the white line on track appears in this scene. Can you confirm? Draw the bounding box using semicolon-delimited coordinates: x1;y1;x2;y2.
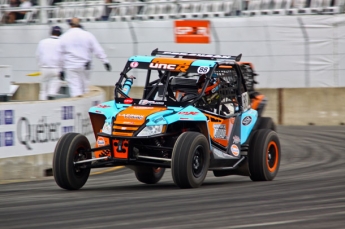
221;211;345;229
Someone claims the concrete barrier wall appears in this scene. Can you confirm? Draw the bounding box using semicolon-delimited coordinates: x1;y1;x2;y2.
100;86;345;126
282;88;345;126
0;85;105;182
262;88;345;126
11;83;40;101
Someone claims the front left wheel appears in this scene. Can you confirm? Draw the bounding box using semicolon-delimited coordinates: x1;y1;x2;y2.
171;132;210;189
53;133;91;190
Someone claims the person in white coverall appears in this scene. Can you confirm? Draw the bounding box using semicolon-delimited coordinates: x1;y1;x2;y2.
35;26;63;100
58;17;111;97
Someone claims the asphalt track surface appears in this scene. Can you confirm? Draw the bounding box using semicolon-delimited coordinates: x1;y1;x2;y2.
1;126;344;229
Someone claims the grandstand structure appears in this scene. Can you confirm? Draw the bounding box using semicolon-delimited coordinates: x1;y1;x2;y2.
0;0;344;24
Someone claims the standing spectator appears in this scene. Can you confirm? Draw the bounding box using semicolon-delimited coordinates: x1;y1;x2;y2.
35;26;63;100
103;0;114;21
7;0;32;23
58;17;111;98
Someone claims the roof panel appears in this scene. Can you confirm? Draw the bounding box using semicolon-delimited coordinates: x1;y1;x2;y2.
191;60;217;67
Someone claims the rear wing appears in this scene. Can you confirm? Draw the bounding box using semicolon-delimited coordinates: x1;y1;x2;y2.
151;48;242;61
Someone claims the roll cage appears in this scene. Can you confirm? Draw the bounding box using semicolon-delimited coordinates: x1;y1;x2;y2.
114;50;249;115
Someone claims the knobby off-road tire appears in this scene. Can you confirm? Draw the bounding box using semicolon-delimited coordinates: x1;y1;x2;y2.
257;117;276;132
135;166;166;184
171;132;210;189
53;133;91;190
248;129;281;181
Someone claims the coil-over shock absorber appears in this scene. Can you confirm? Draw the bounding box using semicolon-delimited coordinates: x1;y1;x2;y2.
154;138;168;158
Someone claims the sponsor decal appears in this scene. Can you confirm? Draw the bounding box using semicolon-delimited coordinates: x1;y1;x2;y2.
242;116;252;126
215;69;233;77
62;126;73;134
124;98;133;104
180;117;192;120
97;137;105;146
102;122;112;134
119;114;144;120
17;112;93;150
231;144;239;156
17;116;61;150
248;109;257;115
97;104;110;108
175;64;189;72
163;51;232;59
212;147;224;157
213;124;226;139
197;66;210;74
133;106;154;110
139;100;164;105
123;121;134;124
211;86;219;93
153;117;165;123
130;61;139;68
92;100;100;106
0;131;14;147
178;111;199;115
61;106;74;120
242;92;250;110
74;113;93;136
0;110;14;125
233;135;240;144
174;20;210;44
95;110;103;114
149;63;177;70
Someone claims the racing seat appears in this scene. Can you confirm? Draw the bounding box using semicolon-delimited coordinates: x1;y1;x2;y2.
170;77;199;102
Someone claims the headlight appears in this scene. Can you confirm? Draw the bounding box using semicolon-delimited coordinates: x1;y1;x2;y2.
137;125;166;136
101;122;112;135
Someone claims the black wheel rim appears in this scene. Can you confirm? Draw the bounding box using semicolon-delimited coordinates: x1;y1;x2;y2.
192;145;204;178
73;146;89;177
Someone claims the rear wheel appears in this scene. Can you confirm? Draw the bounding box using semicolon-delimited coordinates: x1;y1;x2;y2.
171;132;210;188
248;129;280;181
53;133;91;190
135;166;166;184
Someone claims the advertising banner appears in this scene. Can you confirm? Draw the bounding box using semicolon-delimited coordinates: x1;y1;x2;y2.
174;20;210;44
0;95;103;159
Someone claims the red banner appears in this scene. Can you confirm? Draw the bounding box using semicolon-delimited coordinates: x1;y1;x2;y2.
174;20;210;44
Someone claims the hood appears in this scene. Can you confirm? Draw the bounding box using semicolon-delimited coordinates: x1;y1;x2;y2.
113;106;167;136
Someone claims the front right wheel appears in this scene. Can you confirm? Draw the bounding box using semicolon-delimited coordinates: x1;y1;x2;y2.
248;129;281;181
171;132;210;189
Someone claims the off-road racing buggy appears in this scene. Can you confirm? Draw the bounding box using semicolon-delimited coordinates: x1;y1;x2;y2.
53;49;281;190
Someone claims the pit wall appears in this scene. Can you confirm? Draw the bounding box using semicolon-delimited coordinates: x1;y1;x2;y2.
0;86;105;182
